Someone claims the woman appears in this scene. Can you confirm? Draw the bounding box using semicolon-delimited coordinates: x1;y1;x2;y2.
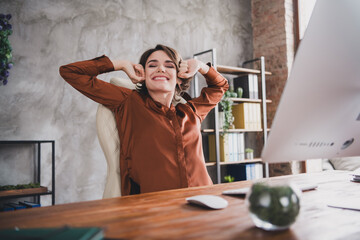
59;44;228;195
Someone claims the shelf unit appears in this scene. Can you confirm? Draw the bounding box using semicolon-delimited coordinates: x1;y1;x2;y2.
205;158;262;167
202;129;270;133
0;140;55;205
193;49;271;183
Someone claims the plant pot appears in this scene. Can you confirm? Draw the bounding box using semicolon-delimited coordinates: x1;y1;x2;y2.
246;152;254;160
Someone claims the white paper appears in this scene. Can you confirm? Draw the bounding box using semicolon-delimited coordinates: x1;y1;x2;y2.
327;200;360;211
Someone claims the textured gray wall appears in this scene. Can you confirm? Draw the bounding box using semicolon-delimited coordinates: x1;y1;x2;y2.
0;0;252;204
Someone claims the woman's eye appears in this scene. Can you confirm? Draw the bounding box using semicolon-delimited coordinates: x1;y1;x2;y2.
148;65;157;68
166;65;175;68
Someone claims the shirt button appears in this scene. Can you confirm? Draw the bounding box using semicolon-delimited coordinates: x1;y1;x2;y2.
167;112;174;119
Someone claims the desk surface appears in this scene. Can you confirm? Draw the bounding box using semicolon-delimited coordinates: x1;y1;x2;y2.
0;171;359;240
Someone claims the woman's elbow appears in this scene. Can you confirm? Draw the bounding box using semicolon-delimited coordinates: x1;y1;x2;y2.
59;65;74;82
59;65;67;78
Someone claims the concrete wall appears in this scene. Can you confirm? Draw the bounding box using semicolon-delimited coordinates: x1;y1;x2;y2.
0;0;253;204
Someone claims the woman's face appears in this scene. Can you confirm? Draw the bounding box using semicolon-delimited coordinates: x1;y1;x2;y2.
144;50;179;94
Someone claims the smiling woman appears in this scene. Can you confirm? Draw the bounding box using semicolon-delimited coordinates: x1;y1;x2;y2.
59;44;229;196
117;44;206;107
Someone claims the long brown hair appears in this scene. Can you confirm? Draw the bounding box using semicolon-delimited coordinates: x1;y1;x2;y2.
136;44;192;100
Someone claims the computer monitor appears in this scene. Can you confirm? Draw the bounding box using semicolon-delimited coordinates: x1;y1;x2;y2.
261;0;360;163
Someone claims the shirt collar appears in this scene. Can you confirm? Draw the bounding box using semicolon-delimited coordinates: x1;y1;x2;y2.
145;94;175;115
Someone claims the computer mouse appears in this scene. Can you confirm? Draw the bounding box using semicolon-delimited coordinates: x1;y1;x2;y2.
186;195;228;210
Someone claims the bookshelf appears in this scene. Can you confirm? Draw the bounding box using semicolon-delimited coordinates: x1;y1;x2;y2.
0;140;55;206
193;49;271;183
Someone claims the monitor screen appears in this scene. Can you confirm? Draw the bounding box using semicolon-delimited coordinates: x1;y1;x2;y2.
261;0;360;163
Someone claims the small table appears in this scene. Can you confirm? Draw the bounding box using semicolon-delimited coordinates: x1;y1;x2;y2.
0;171;359;239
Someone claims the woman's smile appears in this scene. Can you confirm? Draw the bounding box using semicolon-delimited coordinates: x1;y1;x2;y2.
152;75;169;81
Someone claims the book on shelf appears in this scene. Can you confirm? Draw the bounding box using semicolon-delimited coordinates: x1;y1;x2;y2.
1;205;14;212
227;163;263;181
232;103;261;130
245;163;263;180
208;133;245;162
218;111;224;129
0;227;104;240
1;201;41;212
233;74;259;99
19;200;41;208
5;202;26;210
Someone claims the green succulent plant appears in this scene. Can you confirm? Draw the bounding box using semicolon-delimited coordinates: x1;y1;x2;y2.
224;175;235;183
219;90;234;133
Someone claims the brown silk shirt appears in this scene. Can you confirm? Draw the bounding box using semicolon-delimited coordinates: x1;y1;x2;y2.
59;55;229;195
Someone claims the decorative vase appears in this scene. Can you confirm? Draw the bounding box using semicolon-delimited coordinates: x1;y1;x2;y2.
246;182;301;231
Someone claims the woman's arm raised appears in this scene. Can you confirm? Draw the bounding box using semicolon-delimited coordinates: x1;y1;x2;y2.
178;59;209;78
178;59;228;122
110;59;145;84
59;55;134;110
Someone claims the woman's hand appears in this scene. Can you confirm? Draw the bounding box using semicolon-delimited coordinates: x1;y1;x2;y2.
111;59;145;84
178;59;209;78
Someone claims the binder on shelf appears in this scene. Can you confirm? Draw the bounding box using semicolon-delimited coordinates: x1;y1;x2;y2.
238;133;245;161
218;111;224;128
233;74;259;99
245;163;263;180
232;103;261;130
256;163;264;179
256;103;261;129
5;202;26;210
233;133;237;162
1;205;14;211
229;133;234;162
246;164;252;180
208;133;245;162
208;134;228;162
19;200;41;208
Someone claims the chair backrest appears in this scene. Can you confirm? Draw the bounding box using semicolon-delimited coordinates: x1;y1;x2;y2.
96;78;187;199
96;77;135;199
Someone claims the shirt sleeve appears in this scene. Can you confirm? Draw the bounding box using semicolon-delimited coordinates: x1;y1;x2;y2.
188;66;229;121
59;55;132;110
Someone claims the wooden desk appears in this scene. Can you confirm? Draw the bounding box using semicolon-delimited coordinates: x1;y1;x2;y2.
0;171;359;239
